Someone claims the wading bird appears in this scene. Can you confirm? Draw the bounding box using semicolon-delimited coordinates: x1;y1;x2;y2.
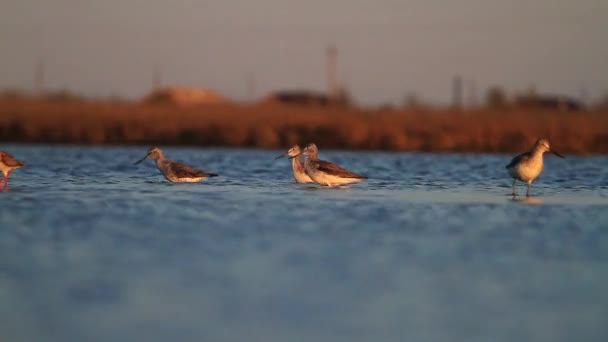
294;143;367;187
134;147;218;183
506;138;564;197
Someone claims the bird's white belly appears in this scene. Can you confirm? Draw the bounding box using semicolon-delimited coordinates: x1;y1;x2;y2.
1;163;22;176
292;161;313;183
510;162;543;183
307;169;362;186
294;171;313;183
163;172;207;183
168;176;206;183
158;163;205;183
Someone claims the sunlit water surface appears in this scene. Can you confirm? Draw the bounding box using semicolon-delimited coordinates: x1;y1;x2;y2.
1;145;607;342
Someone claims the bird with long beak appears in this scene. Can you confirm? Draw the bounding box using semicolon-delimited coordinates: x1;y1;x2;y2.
293;143;367;187
134;147;218;183
275;145;313;183
506;138;565;197
0;150;24;191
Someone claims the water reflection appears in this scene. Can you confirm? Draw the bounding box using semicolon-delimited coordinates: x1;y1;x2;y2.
510;196;544;204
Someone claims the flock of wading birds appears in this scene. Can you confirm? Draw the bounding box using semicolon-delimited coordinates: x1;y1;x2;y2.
0;139;564;197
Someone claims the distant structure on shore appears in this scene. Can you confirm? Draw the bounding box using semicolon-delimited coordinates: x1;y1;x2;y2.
259;44;352;107
262;90;343;106
515;94;585;112
261;89;352;107
144;87;227;106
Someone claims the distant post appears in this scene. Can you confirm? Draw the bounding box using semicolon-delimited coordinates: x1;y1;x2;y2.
326;45;338;99
34;59;45;96
452;75;463;110
579;83;588;107
246;72;256;102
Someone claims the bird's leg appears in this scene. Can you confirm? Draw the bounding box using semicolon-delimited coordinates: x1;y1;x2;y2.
3;170;12;191
0;175;5;191
511;179;517;196
526;182;532;197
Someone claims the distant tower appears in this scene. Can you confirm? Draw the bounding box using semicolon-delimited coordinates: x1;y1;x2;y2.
452;75;463;109
246;72;256;102
152;66;163;90
326;44;338;99
579;83;588;106
466;79;478;108
34;59;45;96
526;83;538;97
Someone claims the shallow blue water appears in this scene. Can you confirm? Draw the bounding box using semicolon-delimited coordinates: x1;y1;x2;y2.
1;145;607;342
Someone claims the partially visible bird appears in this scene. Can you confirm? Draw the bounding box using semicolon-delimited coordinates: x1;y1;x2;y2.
0;150;25;191
275;145;313;183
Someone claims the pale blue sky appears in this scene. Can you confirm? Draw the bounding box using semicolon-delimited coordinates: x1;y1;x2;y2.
1;0;607;105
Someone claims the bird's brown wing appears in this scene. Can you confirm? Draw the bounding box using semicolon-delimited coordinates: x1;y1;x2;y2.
505;152;530;169
315;160;367;179
0;151;24;167
169;161;217;178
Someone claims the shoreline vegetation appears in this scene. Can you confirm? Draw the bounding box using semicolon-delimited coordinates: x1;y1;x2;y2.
0;97;607;154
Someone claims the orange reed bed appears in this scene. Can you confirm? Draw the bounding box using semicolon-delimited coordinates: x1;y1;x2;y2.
0;98;606;154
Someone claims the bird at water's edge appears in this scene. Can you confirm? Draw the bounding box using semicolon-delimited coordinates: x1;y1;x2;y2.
506;138;564;197
0;150;25;191
134;147;218;183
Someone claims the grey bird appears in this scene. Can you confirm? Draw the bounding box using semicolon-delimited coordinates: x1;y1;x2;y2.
134;147;218;183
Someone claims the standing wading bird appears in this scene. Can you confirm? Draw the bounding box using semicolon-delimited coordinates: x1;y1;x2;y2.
275;145;313;183
293;143;367;187
0;150;25;191
506;138;564;197
134;147;218;183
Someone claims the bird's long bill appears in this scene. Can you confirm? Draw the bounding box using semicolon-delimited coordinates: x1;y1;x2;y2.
552;150;565;158
274;153;287;160
133;154;148;165
288;152;302;160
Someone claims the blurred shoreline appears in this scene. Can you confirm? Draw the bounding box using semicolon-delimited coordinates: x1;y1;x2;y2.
1;98;606;154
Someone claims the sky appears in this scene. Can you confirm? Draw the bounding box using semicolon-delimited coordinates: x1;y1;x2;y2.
1;0;607;106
